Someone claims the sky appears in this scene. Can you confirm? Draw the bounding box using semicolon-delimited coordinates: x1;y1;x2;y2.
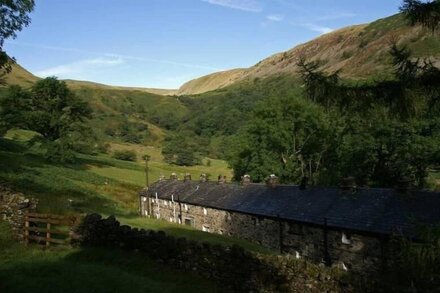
4;0;402;89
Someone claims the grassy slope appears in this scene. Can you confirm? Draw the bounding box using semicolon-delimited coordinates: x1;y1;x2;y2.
0;222;218;293
0;136;270;255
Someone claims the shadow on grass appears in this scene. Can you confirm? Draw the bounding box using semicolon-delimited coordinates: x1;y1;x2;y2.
0;140;134;216
0;247;218;293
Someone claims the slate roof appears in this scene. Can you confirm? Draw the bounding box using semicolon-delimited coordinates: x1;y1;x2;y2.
141;180;440;236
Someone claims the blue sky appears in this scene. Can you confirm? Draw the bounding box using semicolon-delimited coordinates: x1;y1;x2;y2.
4;0;402;89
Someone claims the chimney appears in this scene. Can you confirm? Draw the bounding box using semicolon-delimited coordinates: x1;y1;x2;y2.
159;174;165;181
266;174;278;188
184;173;191;182
218;175;226;185
299;176;308;190
396;177;413;194
242;174;251;185
340;177;356;193
199;173;208;182
170;172;178;180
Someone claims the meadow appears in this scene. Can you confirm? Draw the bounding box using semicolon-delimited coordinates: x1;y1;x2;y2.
0;131;270;292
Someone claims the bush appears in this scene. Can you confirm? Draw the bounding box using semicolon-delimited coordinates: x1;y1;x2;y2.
112;150;137;161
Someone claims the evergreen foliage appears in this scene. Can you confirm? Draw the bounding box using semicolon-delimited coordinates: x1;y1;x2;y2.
400;0;440;32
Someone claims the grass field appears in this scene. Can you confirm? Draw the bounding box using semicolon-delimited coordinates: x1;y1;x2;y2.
0;134;269;255
0;132;273;293
0;222;218;293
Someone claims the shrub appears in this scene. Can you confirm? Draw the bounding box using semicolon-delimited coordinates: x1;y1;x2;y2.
112;150;137;161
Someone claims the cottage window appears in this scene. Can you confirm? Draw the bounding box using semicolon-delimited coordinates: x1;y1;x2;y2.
202;225;210;232
341;233;352;245
288;223;304;235
225;212;232;222
184;217;194;227
253;217;261;226
203;208;208;215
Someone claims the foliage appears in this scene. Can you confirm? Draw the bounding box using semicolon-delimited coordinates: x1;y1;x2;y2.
113;150;137;162
400;0;440;32
228;43;440;187
0;0;35;83
0;77;93;162
373;226;440;292
162;132;201;166
228;97;334;184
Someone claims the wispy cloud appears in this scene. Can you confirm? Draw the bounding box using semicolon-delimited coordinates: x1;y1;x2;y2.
266;14;284;22
6;41;223;71
35;57;124;77
303;23;334;35
201;0;262;12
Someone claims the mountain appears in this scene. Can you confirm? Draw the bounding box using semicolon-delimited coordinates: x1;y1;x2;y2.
2;63;177;95
176;14;440;95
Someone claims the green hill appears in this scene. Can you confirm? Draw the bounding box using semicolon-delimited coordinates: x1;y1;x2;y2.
177;14;440;95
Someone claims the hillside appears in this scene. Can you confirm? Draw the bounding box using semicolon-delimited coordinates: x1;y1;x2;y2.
176;14;440;95
2;63;177;95
3;62;38;88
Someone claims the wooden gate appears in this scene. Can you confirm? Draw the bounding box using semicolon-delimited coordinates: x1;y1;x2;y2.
24;213;80;247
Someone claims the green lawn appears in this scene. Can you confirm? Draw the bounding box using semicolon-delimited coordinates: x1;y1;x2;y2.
0;222;218;293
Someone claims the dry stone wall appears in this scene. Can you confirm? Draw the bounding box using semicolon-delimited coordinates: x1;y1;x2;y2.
76;214;351;292
0;185;38;239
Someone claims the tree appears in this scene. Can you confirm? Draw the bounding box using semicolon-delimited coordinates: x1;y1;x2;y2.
228;97;335;184
400;0;440;32
0;77;93;162
0;0;35;83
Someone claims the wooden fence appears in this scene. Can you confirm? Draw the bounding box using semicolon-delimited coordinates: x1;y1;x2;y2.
24;213;80;247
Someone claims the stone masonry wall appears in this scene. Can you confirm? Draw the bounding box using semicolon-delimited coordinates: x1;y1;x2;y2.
76;214;350;292
142;196;384;271
0;185;38;240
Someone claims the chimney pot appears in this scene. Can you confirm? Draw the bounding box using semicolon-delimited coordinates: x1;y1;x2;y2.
242;174;251;185
184;173;191;182
218;175;226;184
340;177;356;193
266;174;278;188
170;173;178;180
300;176;308;190
200;173;208;182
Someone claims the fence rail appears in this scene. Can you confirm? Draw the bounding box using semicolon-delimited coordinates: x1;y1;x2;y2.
24;212;80;247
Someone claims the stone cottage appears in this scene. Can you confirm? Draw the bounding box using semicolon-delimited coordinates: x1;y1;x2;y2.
139;175;440;271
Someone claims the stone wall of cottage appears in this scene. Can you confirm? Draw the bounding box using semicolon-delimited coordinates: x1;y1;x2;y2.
142;196;384;271
0;185;38;239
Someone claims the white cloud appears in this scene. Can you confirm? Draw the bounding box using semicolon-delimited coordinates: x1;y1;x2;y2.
35;57;124;77
303;23;334;35
201;0;262;12
7;41;223;71
266;14;284;22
